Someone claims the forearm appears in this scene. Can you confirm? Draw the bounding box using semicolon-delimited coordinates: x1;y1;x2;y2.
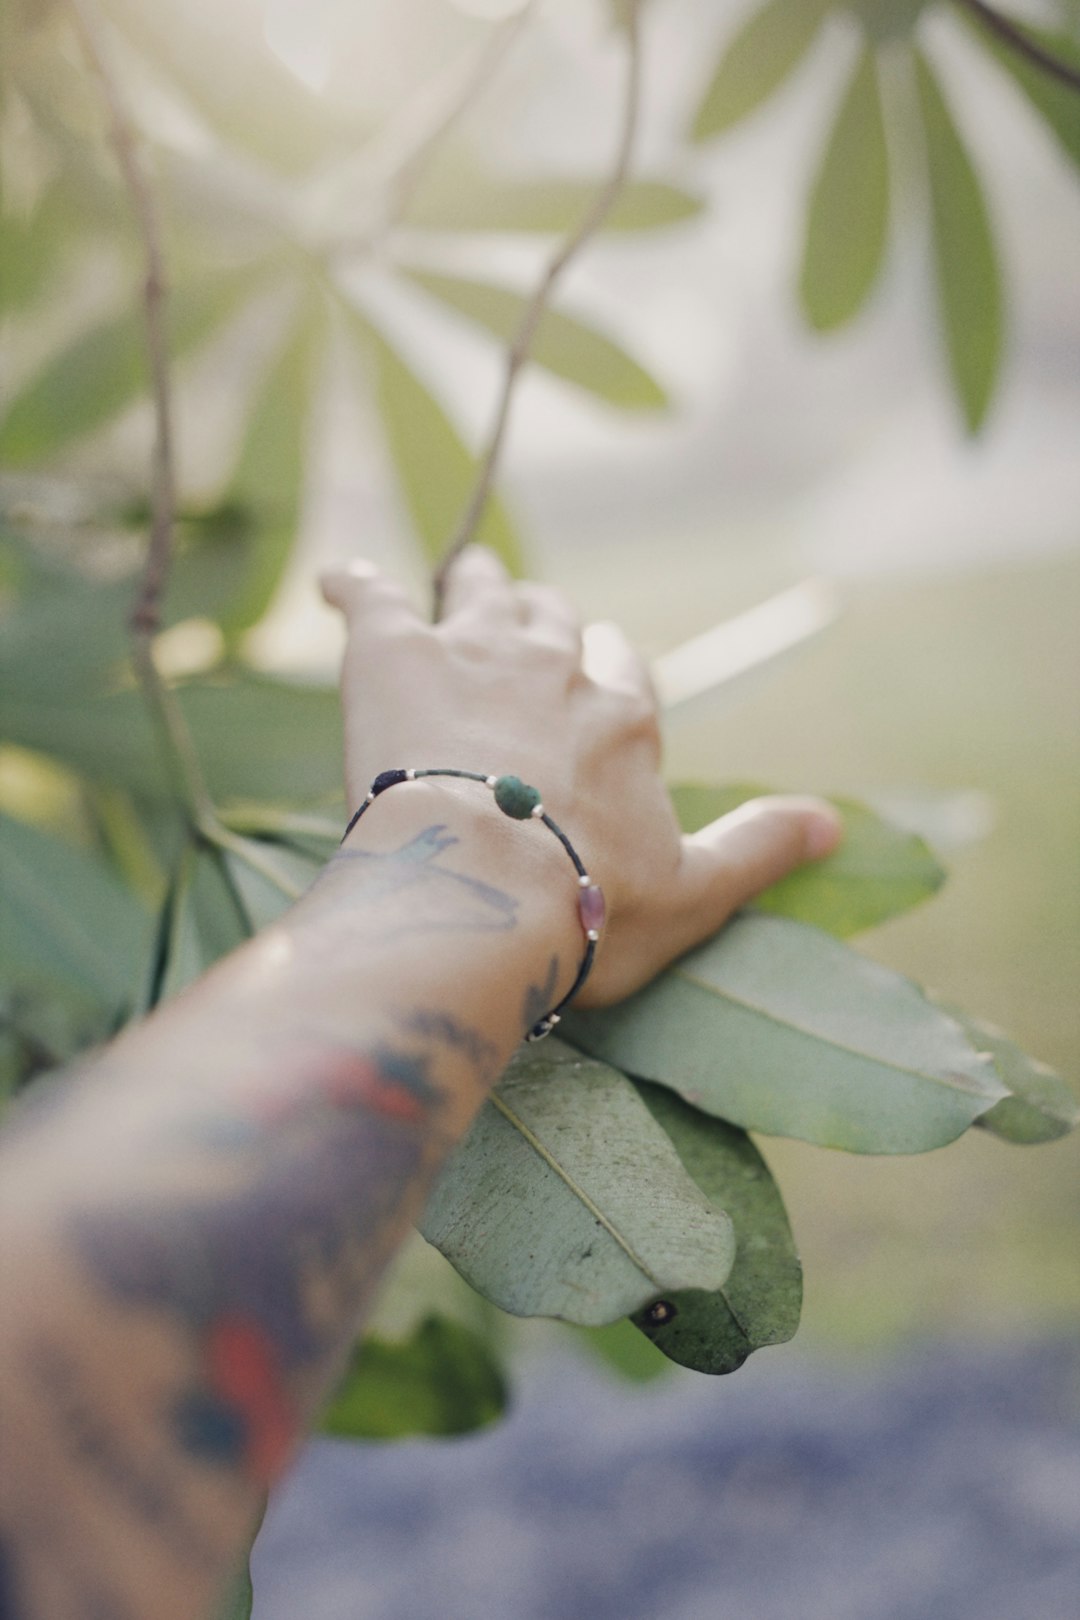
0;782;576;1620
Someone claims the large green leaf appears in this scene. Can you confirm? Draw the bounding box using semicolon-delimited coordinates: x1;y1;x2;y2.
0;810;148;1008
347;307;524;574
0;273;254;464
0;178;75;315
936;1005;1080;1145
960;12;1080;169
401;162;703;235
671;783;944;936
799;42;890;330
916;49;1004;432
631;1082;802;1374
320;1315;507;1440
0;524;287;706
563;914;1006;1153
220;835;320;932
421;1039;736;1325
218;300;325;632
692;0;830;140
400;268;667;410
0;672;342;807
154;842;249;1004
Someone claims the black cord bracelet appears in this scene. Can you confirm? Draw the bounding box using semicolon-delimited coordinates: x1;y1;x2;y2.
341;768;606;1041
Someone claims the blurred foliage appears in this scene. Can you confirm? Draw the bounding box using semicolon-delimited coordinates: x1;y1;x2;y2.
690;0;1080;430
1;0;1078;1452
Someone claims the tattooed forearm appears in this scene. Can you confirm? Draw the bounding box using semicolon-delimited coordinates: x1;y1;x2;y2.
70;1039;444;1491
521;955;561;1036
324;825;519;936
404;1010;501;1087
0;789;569;1619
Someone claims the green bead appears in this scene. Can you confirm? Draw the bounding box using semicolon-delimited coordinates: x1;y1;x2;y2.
493;775;541;820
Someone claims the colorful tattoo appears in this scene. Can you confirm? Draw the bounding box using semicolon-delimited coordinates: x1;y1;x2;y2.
71;1042;440;1488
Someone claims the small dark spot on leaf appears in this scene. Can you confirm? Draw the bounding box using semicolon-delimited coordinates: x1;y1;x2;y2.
645;1299;677;1326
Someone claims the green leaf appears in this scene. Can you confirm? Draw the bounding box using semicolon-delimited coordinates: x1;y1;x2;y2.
155;843;248;1004
577;1317;672;1383
421;1039;736;1324
0;273;254;465
0;811;148;1008
400;268;667;410
219;835;319;932
0;521;249;704
0;671;343;808
219;300;324;632
320;1315;508;1440
692;0;830;140
937;1006;1080;1145
799;43;890;330
563;913;1006;1154
402;159;703;234
670;783;945;936
631;1082;802;1374
960;12;1080;169
347;308;524;574
915;48;1004;432
0;179;74;314
848;0;934;43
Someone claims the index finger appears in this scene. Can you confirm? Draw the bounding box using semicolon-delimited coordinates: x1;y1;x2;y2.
320;562;420;632
439;545;517;624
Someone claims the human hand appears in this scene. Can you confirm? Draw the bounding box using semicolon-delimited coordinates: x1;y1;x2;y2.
321;547;841;1007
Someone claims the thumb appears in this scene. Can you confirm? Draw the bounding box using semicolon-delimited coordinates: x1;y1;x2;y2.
676;795;842;942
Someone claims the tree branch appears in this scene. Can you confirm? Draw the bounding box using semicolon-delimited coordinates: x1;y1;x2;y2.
323;4;536;261
390;1;537;228
952;0;1080;94
431;0;644;618
69;0;215;825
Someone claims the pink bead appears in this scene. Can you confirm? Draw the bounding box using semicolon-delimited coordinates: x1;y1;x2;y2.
578;883;606;935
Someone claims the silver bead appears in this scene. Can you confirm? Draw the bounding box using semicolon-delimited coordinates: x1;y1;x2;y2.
485;775;498;788
530;802;545;819
405;768;417;781
578;873;591;887
586;929;600;942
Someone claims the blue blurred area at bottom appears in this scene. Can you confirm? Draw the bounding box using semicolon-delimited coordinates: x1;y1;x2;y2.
253;1341;1080;1620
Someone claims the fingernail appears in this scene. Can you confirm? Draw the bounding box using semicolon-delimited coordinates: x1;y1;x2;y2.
805;805;843;860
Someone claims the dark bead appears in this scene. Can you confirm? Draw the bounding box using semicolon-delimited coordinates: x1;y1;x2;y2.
371;769;410;795
493;775;541;819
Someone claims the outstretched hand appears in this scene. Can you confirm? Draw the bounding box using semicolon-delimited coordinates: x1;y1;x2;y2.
322;546;842;1007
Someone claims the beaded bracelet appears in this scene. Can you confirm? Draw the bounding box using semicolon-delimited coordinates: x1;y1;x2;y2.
342;768;606;1041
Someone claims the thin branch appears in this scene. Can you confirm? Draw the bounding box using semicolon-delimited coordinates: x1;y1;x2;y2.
432;0;644;618
69;0;215;825
323;4;535;261
390;1;537;227
952;0;1080;94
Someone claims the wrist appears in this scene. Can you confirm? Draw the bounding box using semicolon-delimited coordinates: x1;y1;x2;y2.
311;773;588;1047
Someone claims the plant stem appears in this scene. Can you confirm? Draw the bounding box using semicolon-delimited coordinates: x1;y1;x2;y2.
952;0;1080;93
431;0;644;618
69;0;216;828
389;1;536;227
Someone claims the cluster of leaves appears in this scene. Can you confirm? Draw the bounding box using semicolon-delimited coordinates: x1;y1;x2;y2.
3;518;1077;1438
1;0;690;628
2;0;1079;1471
691;0;1080;429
